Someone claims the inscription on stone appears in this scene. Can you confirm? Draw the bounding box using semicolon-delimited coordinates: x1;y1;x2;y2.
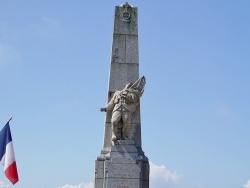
106;178;139;188
106;162;141;179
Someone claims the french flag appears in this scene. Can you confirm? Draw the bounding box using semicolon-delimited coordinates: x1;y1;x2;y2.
0;121;19;184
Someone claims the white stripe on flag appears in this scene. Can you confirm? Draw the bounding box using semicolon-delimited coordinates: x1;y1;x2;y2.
2;141;15;171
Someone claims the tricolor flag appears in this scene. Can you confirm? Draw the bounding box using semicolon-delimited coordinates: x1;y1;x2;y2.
0;120;19;184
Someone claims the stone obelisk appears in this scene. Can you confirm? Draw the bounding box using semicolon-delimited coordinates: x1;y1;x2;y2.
94;3;149;188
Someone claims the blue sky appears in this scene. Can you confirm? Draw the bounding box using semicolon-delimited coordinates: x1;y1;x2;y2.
0;0;250;188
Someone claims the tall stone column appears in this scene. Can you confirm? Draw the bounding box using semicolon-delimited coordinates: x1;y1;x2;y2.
94;3;149;188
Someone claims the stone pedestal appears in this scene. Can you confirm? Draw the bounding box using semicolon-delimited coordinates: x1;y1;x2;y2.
95;142;149;188
94;3;149;188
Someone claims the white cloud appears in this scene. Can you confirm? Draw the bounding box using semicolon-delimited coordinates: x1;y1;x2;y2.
150;161;181;188
59;162;181;188
58;182;93;188
243;180;250;188
0;181;10;188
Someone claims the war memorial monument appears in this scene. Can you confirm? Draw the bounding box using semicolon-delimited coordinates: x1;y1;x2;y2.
94;2;150;188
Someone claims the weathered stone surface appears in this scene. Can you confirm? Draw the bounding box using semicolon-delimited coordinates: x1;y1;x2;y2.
94;3;149;188
94;179;104;188
113;5;138;35
105;178;140;188
95;161;104;178
111;35;139;64
105;162;141;178
108;63;139;92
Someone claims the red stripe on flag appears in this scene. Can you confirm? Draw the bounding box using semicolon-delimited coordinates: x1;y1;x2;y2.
4;161;19;184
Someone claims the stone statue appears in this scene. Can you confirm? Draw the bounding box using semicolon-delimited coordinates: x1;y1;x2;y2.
100;76;145;142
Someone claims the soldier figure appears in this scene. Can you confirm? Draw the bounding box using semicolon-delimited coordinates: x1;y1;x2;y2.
100;82;142;141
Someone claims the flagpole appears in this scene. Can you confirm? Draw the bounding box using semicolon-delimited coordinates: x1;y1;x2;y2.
8;116;13;123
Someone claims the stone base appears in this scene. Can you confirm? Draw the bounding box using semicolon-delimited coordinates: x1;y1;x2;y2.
94;142;149;188
113;139;135;145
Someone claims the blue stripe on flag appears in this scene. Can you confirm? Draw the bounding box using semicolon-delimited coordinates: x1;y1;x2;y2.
0;122;12;160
